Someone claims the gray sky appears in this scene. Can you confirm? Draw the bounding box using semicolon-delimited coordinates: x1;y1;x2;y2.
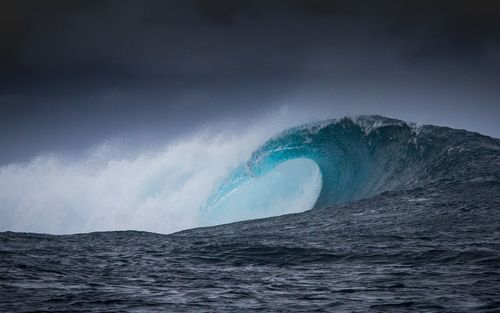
1;0;500;164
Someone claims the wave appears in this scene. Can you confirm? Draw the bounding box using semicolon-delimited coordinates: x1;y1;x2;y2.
202;115;500;225
1;115;498;234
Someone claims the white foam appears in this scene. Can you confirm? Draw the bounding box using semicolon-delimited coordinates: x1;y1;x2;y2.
0;110;316;234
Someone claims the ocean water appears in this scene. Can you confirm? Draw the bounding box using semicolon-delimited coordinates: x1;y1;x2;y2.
1;116;500;312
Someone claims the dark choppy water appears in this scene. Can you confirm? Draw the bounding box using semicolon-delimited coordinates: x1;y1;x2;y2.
1;118;500;312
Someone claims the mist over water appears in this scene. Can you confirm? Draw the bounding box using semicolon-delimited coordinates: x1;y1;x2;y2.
2;107;499;235
0;110;321;234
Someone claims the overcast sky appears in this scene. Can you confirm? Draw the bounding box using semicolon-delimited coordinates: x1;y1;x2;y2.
1;0;500;164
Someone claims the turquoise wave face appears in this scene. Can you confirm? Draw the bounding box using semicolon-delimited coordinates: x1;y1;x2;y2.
202;116;431;226
203;158;322;226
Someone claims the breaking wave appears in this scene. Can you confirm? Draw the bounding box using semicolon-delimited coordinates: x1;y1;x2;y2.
1;115;496;234
202;115;497;225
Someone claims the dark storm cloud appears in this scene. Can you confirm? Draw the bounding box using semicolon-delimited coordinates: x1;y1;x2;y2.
4;0;500;81
1;0;500;164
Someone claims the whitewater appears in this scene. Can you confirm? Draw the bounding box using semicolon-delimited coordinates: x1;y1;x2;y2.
0;113;293;234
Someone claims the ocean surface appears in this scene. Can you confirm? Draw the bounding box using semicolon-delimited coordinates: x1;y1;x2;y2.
1;116;500;312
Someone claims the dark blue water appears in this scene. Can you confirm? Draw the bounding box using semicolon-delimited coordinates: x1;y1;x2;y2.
1;116;500;312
